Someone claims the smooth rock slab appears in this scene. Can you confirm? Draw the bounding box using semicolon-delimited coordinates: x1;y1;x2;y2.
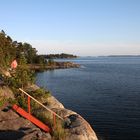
0;109;52;140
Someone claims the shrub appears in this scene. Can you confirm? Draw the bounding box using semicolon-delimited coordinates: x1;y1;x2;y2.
7;98;17;105
33;109;53;126
28;88;51;101
17;96;27;110
0;97;6;108
32;107;67;140
52;119;66;140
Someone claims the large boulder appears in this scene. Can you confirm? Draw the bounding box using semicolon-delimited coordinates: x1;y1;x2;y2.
44;95;98;140
47;96;64;109
51;108;77;118
49;108;98;140
65;115;98;140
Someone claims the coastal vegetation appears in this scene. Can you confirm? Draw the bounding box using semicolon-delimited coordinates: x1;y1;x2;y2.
0;30;47;68
0;30;79;72
0;30;96;140
41;53;77;59
0;30;67;139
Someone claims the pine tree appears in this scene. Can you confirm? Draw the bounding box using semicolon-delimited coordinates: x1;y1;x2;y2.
10;54;35;89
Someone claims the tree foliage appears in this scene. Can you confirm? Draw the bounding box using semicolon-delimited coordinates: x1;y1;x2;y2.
0;30;37;89
7;55;35;89
43;53;77;59
0;31;16;67
0;30;47;68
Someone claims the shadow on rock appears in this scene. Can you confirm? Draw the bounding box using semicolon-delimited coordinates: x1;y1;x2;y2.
0;130;25;140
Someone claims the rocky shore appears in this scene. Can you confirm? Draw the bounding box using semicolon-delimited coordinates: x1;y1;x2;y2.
0;84;98;140
0;69;98;140
28;62;80;71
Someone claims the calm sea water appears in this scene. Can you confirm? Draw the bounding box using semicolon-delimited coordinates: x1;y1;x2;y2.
36;57;140;140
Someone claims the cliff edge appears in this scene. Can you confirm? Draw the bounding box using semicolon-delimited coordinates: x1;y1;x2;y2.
0;70;98;140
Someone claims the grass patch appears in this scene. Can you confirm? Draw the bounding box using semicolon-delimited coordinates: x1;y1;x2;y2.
0;97;6;108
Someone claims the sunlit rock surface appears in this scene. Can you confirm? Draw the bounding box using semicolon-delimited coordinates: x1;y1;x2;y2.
0;83;98;140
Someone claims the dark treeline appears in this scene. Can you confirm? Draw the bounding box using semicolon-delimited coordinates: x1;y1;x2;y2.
0;30;71;140
42;53;77;59
0;30;78;69
0;30;46;68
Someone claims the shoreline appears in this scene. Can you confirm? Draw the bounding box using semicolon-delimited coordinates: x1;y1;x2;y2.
28;61;80;71
0;84;98;140
0;67;98;140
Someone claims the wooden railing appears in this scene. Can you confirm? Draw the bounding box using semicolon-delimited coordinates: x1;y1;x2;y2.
19;88;64;128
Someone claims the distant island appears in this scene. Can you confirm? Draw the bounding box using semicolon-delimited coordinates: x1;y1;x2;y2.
107;55;140;57
40;53;77;59
0;30;79;71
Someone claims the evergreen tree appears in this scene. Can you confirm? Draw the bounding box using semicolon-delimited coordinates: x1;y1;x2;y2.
9;55;35;89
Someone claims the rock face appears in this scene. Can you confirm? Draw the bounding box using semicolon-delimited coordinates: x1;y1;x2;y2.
47;96;65;109
46;105;98;140
0;86;15;99
0;84;98;140
0;109;52;140
65;115;98;140
32;84;97;140
26;84;98;140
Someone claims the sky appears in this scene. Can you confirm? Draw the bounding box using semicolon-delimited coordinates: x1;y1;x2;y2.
0;0;140;56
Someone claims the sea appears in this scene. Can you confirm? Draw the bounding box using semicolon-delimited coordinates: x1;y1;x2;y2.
36;57;140;140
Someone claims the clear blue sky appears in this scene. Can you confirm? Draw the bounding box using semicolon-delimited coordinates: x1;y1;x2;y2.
0;0;140;56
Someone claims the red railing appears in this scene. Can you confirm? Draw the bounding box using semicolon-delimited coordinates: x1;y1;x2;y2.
13;104;50;132
14;88;64;131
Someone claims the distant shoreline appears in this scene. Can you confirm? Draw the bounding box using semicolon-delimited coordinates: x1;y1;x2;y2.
73;55;140;58
28;61;80;71
107;55;140;57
